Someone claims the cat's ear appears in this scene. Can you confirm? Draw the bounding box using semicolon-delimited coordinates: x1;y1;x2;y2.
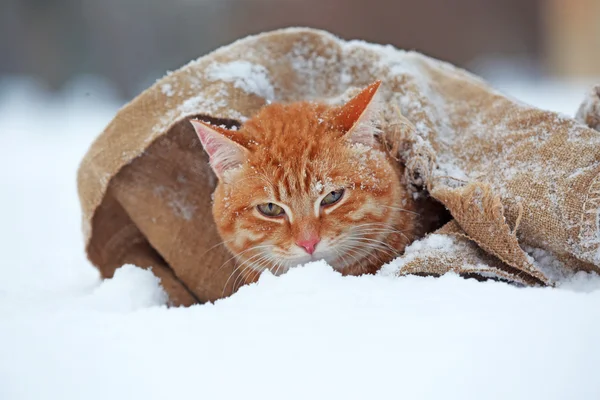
190;119;249;179
336;80;382;146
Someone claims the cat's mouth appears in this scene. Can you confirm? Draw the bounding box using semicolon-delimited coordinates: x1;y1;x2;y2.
263;236;381;274
242;235;384;276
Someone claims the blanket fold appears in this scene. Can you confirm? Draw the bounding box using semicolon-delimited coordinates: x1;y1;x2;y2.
77;28;600;305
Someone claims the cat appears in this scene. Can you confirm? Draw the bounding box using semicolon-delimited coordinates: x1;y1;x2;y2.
190;81;424;286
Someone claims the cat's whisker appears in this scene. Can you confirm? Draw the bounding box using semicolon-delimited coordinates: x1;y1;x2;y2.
328;228;399;269
351;222;407;232
350;237;398;254
338;237;378;267
338;241;374;259
277;260;287;275
232;266;250;292
351;226;412;243
224;257;259;295
351;224;399;230
223;251;270;295
283;258;293;273
380;205;421;216
350;228;398;236
233;253;274;292
338;241;380;265
336;244;364;269
350;224;410;239
351;230;410;244
218;244;275;271
240;254;280;288
234;263;259;291
352;222;401;229
237;253;272;285
198;238;236;260
349;229;396;240
275;257;287;276
254;254;274;272
333;246;353;270
231;258;257;291
218;252;247;274
331;246;347;267
346;237;399;259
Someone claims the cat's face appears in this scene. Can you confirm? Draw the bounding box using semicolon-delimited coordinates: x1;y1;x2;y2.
191;81;416;280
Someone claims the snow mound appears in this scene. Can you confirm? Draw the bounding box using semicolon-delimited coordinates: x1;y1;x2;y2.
84;265;168;312
1;78;600;400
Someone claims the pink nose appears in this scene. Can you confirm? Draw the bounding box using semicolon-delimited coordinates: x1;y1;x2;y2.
297;238;320;255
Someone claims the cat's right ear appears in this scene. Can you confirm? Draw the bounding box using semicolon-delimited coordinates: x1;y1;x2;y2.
336;80;382;147
190;119;249;179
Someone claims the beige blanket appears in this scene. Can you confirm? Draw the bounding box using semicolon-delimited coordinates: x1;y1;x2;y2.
77;28;600;306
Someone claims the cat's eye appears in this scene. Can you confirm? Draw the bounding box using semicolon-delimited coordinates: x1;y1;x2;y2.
321;189;345;206
257;202;285;217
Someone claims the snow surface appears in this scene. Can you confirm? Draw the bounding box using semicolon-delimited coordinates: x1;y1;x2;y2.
1;77;600;400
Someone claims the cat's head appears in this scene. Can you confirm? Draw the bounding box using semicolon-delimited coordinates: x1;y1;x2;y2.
191;81;416;279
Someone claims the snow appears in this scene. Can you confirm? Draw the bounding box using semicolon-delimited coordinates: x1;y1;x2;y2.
160;83;175;97
206;60;275;101
2;77;600;400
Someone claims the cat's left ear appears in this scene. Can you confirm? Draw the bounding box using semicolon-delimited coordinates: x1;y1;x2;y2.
336;80;382;147
190;119;249;179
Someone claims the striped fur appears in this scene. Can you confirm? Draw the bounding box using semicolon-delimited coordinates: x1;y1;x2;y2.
192;82;418;286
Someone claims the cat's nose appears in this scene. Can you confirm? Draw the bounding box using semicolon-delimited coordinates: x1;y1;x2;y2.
297;237;320;255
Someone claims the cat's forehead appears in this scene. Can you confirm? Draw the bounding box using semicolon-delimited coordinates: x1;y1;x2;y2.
242;103;340;144
250;158;342;201
243;143;389;203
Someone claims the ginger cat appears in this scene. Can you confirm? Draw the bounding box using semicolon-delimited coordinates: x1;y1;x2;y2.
191;81;421;287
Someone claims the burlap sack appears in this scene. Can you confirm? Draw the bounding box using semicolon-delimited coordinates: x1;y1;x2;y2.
77;28;600;306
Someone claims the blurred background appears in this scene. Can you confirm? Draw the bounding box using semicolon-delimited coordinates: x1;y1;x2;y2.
1;0;599;99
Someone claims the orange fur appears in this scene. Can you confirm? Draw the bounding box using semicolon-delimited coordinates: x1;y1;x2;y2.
191;81;419;287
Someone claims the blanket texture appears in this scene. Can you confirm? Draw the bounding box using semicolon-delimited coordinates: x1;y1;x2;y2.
77;28;600;305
